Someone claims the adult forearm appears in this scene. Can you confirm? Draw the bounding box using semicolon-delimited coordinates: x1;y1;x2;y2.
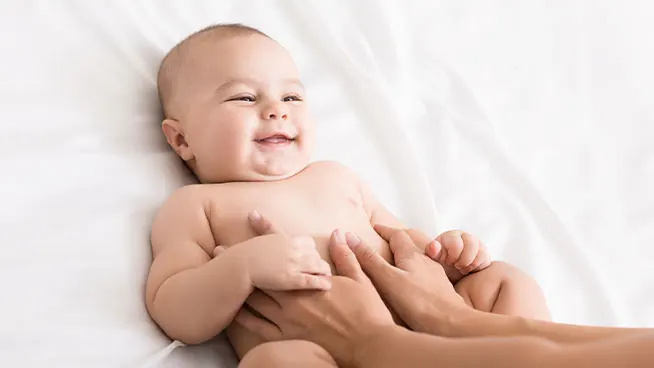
353;326;556;368
151;249;252;344
354;326;654;368
441;310;653;344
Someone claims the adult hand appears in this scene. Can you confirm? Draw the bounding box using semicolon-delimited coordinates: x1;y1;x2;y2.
355;224;472;335
236;211;396;366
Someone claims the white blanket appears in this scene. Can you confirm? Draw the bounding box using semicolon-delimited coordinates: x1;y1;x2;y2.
1;1;652;367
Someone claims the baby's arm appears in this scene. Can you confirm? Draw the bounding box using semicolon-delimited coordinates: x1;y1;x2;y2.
145;186;254;344
145;187;331;345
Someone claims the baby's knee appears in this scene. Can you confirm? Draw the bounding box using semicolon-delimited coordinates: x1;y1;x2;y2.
239;340;335;368
456;261;549;319
483;261;532;283
455;262;540;307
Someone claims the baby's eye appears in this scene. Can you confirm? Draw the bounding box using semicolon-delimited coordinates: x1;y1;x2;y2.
229;95;256;102
282;95;303;102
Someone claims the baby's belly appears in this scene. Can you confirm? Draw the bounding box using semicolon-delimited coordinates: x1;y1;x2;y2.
226;230;391;359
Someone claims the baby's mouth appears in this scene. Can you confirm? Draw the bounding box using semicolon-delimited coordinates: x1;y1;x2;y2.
255;134;296;144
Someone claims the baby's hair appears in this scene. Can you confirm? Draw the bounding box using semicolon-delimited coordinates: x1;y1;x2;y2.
157;23;270;119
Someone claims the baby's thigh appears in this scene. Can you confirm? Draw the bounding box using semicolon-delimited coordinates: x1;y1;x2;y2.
454;261;550;320
238;340;337;368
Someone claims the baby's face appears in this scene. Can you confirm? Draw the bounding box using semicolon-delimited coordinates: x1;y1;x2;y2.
168;34;314;183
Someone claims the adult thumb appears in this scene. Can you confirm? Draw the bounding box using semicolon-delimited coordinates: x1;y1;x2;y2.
387;230;423;271
213;245;227;258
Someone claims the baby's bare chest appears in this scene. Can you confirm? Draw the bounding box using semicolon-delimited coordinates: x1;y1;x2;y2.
209;180;372;247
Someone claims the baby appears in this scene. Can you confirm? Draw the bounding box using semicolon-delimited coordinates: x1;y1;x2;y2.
145;23;550;367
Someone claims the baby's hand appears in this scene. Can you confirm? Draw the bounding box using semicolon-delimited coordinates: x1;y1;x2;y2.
425;230;491;276
213;212;332;291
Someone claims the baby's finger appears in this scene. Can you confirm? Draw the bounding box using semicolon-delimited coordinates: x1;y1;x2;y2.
248;210;285;236
474;243;492;271
438;246;449;265
462;249;489;274
291;273;332;291
455;233;479;270
460;253;481;275
301;258;332;277
442;234;465;265
476;252;492;271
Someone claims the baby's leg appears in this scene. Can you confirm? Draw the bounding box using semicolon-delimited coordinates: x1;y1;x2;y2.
454;261;551;320
238;340;337;368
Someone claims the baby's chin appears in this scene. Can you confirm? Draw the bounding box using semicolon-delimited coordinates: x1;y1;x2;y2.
250;160;309;181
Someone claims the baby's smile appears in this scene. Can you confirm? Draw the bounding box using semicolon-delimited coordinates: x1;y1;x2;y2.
254;131;297;150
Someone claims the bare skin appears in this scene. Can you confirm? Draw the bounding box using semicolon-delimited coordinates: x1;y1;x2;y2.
147;161;528;359
146;25;550;367
233;214;550;367
242;225;654;368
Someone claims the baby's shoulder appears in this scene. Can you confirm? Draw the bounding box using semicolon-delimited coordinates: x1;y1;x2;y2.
163;183;213;205
155;183;231;221
153;184;210;221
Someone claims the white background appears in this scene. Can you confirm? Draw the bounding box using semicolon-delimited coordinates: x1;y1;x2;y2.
0;1;652;367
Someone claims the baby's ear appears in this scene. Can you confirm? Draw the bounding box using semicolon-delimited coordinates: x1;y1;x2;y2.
162;118;194;161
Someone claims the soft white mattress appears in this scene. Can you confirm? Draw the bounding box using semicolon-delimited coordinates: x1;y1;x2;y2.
1;1;653;367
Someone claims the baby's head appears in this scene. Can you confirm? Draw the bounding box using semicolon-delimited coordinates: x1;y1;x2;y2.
157;24;314;183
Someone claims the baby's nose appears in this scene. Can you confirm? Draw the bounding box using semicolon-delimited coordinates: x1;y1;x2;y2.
268;113;288;120
266;111;288;120
262;102;289;121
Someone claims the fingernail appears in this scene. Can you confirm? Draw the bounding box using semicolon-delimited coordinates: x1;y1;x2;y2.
248;210;261;221
332;229;345;243
427;240;440;258
345;232;360;248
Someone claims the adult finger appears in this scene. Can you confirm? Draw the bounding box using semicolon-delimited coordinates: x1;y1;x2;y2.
376;224;434;250
245;290;283;321
387;230;423;269
234;307;282;341
374;225;423;258
404;228;433;249
328;230;368;282
212;245;227;258
347;232;402;289
248;210;285;236
373;224;403;242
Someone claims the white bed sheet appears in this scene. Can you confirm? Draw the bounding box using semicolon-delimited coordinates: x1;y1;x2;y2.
0;1;652;367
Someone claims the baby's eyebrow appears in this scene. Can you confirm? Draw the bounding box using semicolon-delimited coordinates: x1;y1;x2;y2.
215;78;305;94
283;78;305;92
215;78;256;93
